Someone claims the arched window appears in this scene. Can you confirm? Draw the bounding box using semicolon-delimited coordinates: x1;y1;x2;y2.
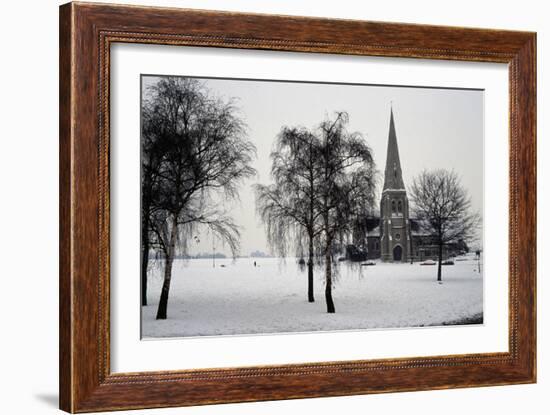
391;200;396;213
397;200;402;213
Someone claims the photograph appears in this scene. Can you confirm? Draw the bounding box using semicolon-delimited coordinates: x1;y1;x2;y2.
140;75;484;338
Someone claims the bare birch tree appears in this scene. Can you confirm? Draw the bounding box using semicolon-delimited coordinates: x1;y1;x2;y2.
313;112;376;313
255;127;322;303
141;95;174;306
256;112;376;313
141;77;256;319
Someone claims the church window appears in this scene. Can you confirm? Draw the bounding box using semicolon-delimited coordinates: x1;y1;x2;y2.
391;200;396;213
395;233;401;240
398;200;402;213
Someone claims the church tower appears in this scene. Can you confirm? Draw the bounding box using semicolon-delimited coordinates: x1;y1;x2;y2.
380;108;412;262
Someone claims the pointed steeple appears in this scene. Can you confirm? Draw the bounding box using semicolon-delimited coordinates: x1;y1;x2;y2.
383;107;405;190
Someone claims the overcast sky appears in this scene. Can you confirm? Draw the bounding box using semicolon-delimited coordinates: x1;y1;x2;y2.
142;76;484;256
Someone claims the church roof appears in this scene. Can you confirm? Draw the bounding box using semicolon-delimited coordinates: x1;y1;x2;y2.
382;108;406;191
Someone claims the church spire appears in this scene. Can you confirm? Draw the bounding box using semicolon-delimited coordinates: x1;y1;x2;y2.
383;107;405;190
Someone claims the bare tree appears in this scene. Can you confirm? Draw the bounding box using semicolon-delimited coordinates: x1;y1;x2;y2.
314;112;376;313
255;127;322;303
142;77;256;319
409;169;480;282
255;114;376;311
141;96;174;306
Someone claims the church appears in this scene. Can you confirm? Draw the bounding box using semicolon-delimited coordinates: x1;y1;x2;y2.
361;109;467;262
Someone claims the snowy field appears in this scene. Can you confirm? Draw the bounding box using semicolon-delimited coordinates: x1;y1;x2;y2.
142;256;483;338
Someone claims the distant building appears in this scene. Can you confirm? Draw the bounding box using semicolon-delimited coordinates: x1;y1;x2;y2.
364;108;467;262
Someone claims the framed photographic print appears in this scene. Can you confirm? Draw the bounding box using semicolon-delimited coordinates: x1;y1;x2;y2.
59;2;536;412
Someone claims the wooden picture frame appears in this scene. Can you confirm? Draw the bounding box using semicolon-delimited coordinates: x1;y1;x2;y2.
59;2;536;412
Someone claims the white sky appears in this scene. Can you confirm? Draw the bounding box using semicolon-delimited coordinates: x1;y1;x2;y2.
142;76;483;256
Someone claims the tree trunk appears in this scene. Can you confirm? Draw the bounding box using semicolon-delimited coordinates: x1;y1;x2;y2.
156;216;178;320
307;234;315;303
324;244;335;313
437;235;443;282
141;211;149;306
409;224;414;264
307;164;315;304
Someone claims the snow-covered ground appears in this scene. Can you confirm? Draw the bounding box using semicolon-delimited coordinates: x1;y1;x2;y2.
142;256;483;338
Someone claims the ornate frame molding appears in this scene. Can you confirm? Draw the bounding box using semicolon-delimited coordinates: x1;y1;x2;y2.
60;2;536;412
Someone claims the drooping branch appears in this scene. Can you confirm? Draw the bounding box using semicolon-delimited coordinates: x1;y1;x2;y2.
141;76;257;318
255;111;377;311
